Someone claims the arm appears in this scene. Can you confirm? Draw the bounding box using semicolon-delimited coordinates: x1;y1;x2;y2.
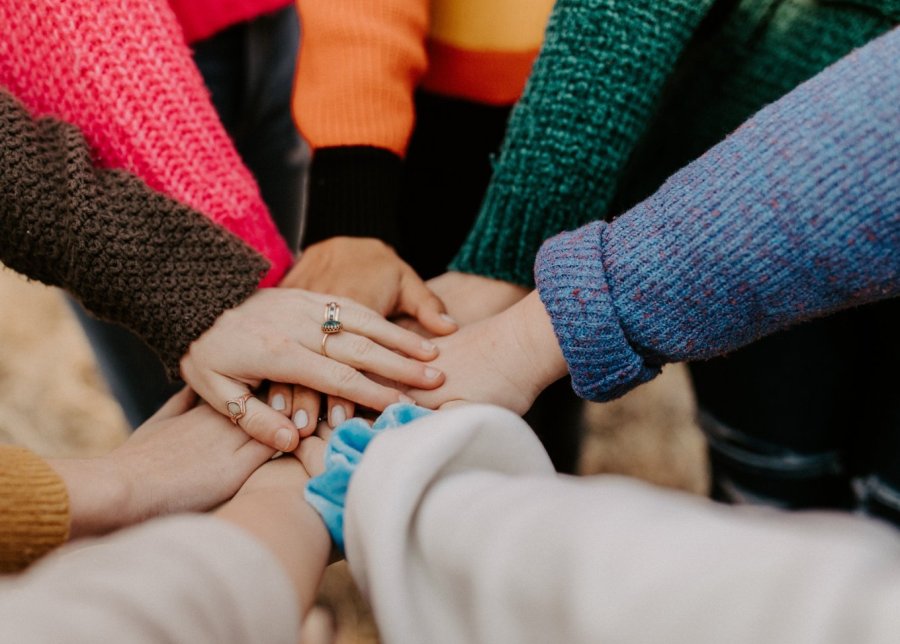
343;406;900;644
0;458;327;644
410;28;900;410
0;389;274;573
0;0;291;285
450;0;716;286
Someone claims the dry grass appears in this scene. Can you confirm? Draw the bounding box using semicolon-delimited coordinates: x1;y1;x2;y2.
0;264;707;642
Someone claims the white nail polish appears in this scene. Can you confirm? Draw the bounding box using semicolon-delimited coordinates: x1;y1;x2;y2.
441;313;457;325
275;427;295;451
271;394;286;411
331;406;347;426
422;340;438;353
425;367;441;380
293;410;309;430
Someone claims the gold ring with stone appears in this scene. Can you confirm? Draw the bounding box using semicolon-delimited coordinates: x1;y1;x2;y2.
322;301;343;334
225;393;253;425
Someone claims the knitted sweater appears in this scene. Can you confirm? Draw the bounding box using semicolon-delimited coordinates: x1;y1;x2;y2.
534;27;900;402
168;0;292;43
0;0;292;286
0;88;268;377
295;0;555;246
452;0;899;286
0;447;69;573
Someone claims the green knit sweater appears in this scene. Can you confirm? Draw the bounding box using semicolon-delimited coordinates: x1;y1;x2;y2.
450;0;899;287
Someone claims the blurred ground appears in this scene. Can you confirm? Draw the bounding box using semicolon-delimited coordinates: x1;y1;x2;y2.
0;264;707;643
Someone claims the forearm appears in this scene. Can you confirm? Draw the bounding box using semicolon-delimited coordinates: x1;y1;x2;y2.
0;89;267;376
0;0;292;284
216;491;331;616
294;0;427;247
451;0;715;285
0;516;301;644
537;27;900;401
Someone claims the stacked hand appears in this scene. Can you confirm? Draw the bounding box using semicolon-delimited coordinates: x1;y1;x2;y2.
180;288;445;452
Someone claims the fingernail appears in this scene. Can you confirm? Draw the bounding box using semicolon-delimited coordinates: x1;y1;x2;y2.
275;427;295;451
293;409;309;430
441;314;457;325
421;340;437;353
331;406;347;426
271;394;286;411
399;394;415;404
425;367;441;380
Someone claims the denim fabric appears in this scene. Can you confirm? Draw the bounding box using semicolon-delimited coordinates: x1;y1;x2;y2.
74;6;306;428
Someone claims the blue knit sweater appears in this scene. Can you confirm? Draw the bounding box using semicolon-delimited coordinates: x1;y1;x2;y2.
535;28;900;403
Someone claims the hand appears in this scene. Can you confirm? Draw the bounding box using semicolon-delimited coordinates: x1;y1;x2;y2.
49;388;275;539
282;237;458;334
272;238;457;431
427;272;529;326
405;292;569;414
180;289;445;452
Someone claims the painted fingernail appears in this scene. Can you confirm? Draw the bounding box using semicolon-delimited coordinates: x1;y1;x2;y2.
441;314;457;325
331;406;347;426
399;394;415;404
271;394;286;411
293;410;309;430
275;427;295;451
421;340;438;353
425;367;441;380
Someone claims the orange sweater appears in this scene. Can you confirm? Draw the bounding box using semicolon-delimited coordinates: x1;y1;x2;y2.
0;447;69;573
293;0;554;156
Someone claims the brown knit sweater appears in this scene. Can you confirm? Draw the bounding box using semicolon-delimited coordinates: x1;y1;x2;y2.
0;446;69;572
0;88;270;377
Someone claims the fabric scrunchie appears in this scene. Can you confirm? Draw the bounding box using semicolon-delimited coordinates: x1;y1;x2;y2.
305;403;432;551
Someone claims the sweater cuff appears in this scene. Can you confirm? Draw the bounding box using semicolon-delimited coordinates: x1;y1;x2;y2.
0;447;70;572
305;404;432;551
302;146;404;248
534;221;660;402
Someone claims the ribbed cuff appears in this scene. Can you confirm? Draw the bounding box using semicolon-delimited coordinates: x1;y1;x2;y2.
303;146;404;248
534;221;660;402
0;447;70;572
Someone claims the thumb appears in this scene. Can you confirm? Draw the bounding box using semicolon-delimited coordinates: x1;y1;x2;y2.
398;271;458;337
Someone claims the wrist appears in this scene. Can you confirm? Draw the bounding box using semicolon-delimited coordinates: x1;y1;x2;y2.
509;292;568;393
47;456;131;539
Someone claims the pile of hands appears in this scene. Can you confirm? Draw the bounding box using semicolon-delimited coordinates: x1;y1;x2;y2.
75;238;566;546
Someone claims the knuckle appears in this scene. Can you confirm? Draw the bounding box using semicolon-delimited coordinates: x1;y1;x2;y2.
350;335;373;359
329;363;360;392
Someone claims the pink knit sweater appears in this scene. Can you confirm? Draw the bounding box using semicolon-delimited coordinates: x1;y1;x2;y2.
169;0;293;43
0;0;293;286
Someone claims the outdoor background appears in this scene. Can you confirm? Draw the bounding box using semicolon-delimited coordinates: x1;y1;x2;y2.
0;264;708;643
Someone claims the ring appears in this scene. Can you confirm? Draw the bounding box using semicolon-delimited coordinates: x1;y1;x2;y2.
225;393;253;425
321;333;331;358
322;301;343;335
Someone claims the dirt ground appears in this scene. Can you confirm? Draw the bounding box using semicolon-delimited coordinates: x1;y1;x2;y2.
0;264;708;642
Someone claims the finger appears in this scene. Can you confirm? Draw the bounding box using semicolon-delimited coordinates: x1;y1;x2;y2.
320;331;445;390
248;347;414;412
398;273;458;337
295;435;328;477
304;294;439;361
147;387;197;422
211;374;300;452
326;395;353;428
268;382;293;418
291;384;319;437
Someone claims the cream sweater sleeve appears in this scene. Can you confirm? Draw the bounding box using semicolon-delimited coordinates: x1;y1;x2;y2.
345;405;900;644
0;515;300;644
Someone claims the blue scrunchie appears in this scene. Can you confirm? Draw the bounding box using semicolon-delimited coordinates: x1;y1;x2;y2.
305;403;432;551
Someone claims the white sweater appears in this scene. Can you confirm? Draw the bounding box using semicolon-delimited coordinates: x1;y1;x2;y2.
4;405;900;643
